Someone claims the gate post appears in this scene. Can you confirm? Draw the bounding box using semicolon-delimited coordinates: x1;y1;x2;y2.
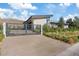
3;22;6;38
25;24;27;32
41;24;43;35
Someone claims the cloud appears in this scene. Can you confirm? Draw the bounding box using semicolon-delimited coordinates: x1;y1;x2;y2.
8;3;37;10
64;14;79;21
0;13;6;18
29;12;36;15
59;3;71;7
46;4;56;14
21;10;28;16
76;3;79;8
46;3;67;15
0;8;14;19
0;5;36;20
19;10;29;20
10;10;30;20
4;3;37;20
0;8;13;13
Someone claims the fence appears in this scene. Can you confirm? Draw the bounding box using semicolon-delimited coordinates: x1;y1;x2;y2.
2;23;43;36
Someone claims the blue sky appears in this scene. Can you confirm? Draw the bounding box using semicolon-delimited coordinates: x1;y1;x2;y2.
0;3;79;22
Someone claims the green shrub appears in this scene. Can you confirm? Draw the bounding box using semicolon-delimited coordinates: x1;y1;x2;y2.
34;28;41;33
43;24;53;32
75;36;79;42
0;33;4;42
43;23;79;44
62;36;69;42
0;25;3;33
33;25;41;33
0;25;4;42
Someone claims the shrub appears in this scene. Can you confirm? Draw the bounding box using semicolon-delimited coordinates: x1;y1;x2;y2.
34;28;41;33
75;36;79;42
62;36;69;42
34;29;40;33
0;25;3;33
33;25;41;33
67;37;76;44
0;25;4;42
0;33;4;42
43;23;79;44
43;24;53;32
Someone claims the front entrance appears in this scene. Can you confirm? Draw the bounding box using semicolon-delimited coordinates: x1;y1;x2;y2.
6;23;41;36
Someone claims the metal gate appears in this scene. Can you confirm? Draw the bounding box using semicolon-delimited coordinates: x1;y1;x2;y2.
6;23;41;36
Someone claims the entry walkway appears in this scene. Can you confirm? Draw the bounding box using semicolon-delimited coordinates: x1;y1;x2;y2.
1;35;70;56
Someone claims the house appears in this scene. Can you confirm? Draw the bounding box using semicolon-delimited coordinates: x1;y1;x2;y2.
24;15;53;30
50;22;58;28
50;22;68;28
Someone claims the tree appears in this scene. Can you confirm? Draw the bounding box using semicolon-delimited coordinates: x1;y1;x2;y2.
66;18;75;28
58;17;64;28
73;16;79;28
66;18;72;24
43;24;52;32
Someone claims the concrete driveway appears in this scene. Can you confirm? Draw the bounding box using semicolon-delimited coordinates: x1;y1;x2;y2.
57;43;79;56
1;35;70;56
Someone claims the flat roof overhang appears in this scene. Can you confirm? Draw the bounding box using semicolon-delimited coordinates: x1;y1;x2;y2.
24;15;53;24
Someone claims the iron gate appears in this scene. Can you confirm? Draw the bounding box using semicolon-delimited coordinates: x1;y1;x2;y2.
6;23;41;36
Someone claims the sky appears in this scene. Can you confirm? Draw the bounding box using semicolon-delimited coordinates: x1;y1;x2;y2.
0;3;79;22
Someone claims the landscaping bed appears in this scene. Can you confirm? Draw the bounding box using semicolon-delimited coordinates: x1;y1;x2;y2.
44;31;79;44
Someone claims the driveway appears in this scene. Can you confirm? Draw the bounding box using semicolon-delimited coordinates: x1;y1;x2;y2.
57;43;79;56
1;35;70;56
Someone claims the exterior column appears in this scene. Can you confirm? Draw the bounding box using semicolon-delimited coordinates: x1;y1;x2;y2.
3;22;6;38
41;24;43;35
25;24;27;32
32;24;34;31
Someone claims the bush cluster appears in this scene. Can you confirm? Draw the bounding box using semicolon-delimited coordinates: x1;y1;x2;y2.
43;24;79;44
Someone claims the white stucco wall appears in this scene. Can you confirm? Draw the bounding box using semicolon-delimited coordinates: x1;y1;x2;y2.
33;19;47;25
33;19;47;30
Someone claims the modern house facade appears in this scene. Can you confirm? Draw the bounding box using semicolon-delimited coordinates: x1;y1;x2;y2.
24;15;53;31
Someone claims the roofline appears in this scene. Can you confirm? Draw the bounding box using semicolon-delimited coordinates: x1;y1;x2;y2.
31;14;53;17
24;15;53;23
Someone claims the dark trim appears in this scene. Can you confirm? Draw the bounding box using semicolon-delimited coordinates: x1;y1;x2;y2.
50;22;68;25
